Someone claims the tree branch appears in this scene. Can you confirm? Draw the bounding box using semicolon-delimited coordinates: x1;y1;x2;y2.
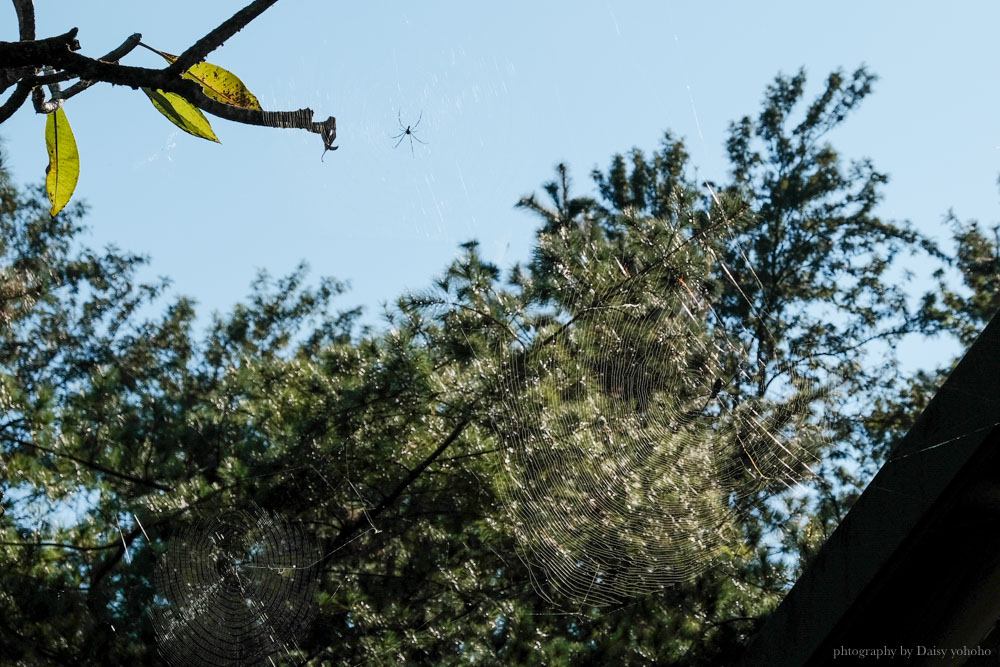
59;32;142;102
8;436;173;492
12;0;35;41
95;32;143;64
0;10;335;146
0;78;30;123
89;523;142;588
0;64;26;92
25;69;76;86
0;5;336;146
325;416;473;557
168;0;280;75
25;50;186;89
29;81;50;113
0;539;121;552
190;86;335;137
0;27;80;67
7;43;336;139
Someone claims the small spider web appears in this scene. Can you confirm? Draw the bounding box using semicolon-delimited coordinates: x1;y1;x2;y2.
150;503;321;666
486;210;834;608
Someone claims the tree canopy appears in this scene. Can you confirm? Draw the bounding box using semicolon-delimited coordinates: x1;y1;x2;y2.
1;65;997;665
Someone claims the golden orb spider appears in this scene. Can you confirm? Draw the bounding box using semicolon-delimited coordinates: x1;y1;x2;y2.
391;110;426;155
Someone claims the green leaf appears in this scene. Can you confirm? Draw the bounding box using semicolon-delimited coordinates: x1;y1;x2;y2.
142;88;220;143
44;107;80;217
149;47;262;110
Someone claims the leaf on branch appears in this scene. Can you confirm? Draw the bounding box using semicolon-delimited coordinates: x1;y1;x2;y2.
44;107;80;217
142;88;220;143
148;46;262;110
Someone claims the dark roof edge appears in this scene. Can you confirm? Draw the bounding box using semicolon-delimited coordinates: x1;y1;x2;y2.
738;313;1000;667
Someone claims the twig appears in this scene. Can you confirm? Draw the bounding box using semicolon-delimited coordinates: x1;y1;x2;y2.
167;0;280;76
0;540;122;552
325;415;474;559
59;32;142;102
9;435;173;492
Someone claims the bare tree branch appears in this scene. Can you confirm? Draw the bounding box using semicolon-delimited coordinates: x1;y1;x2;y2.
19;49;187;90
0;79;30;122
98;32;143;63
29;82;49;113
168;0;280;75
12;0;35;41
0;0;35;96
22;69;75;86
191;87;336;137
0;28;80;67
0;66;26;92
60;32;142;102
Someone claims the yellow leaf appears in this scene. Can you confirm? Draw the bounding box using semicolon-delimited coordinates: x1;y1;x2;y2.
142;88;220;143
151;47;262;110
183;62;262;110
44;107;80;217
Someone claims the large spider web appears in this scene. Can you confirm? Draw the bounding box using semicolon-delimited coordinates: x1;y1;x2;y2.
487;212;832;607
149;503;321;667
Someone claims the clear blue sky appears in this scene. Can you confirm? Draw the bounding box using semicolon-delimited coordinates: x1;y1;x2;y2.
3;1;998;361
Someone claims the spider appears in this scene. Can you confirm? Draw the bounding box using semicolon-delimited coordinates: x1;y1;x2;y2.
391;110;426;155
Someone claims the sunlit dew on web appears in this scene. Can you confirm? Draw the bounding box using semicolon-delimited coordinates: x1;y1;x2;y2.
148;504;322;667
133;131;179;168
480;207;840;609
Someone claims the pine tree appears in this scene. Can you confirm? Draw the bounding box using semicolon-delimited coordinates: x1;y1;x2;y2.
1;66;975;665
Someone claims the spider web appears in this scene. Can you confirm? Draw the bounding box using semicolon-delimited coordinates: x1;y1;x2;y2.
149;503;321;667
487;208;833;607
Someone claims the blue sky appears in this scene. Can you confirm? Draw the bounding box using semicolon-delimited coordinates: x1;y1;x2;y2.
3;1;998;362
